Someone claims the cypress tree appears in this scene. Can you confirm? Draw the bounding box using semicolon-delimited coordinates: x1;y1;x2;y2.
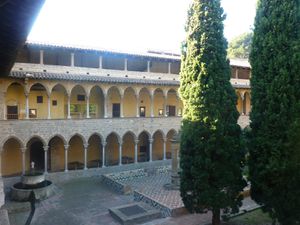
179;1;246;224
249;0;300;224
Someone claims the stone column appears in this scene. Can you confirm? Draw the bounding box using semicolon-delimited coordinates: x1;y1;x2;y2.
71;53;75;67
124;58;128;71
136;94;140;117
99;56;102;69
119;140;122;166
21;147;26;175
171;133;180;186
120;94;124;118
86;96;90;119
25;93;29;119
163;94;168;117
149;138;153;162
47;94;51;119
150;94;154;117
84;144;88;170
102;142;106;167
147;61;150;72
168;62;171;74
40;50;44;65
134;139;138;163
163;137;167;160
43;145;49;174
67;94;71;119
64;144;69;172
104;92;108;118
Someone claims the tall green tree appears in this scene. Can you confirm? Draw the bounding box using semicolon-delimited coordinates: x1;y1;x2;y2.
228;32;253;59
249;0;300;224
179;1;246;225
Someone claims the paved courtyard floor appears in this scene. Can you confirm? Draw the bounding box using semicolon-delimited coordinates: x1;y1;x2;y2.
7;175;257;225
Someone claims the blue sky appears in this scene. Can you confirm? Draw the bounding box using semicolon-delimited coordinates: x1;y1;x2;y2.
28;0;257;53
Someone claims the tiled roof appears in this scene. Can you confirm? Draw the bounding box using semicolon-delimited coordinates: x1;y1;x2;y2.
9;71;179;86
229;59;251;68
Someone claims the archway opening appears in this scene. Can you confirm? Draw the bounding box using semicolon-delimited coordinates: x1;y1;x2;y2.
123;87;137;117
122;132;135;164
106;133;120;166
1;138;22;177
88;134;102;168
51;84;68;119
138;132;150;162
29;83;48;119
153;131;164;160
70;85;86;119
48;136;65;172
28;138;45;172
107;86;121;118
6;82;25;119
90;86;105;118
138;88;151;117
68;135;84;170
153;89;165;117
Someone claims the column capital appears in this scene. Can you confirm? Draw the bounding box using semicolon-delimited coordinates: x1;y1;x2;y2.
20;147;27;153
149;138;153;144
134;139;139;144
64;144;70;150
43;145;49;151
84;143;89;149
118;140;123;146
163;137;168;143
102;142;107;147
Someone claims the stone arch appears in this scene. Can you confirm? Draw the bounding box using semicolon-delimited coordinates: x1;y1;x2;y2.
153;88;165;117
26;136;47;172
29;82;50;96
1;136;24;149
29;83;50;119
70;85;87;119
89;85;105;118
166;129;178;159
122;131;136;164
5;82;26;119
138;87;152;117
1;137;23;177
4;81;25;93
105;132;121;166
87;133;103;168
152;130;165;161
138;131;150;162
68;134;85;170
107;86;122;118
166;88;178;117
68;133;87;145
48;135;66;172
123;86;138;117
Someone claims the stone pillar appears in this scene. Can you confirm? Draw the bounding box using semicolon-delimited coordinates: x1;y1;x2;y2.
67;94;71;119
104;93;108;118
136;94;140;117
0;149;4;207
119;141;122;166
149;138;153;162
21;147;26;175
235;68;239;79
64;145;69;172
84;144;88;170
163;137;167;160
168;62;171;74
171;133;181;186
134;139;138;163
40;50;44;65
43;145;49;174
86;96;90;119
25;93;29;119
47;94;51;119
120;94;124;118
163;94;168;117
124;58;128;71
102;142;106;167
147;61;150;72
150;94;154;117
99;56;102;69
71;53;75;67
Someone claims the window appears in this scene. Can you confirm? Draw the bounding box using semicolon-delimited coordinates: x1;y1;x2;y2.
167;105;176;117
7;106;18;119
140;107;146;117
112;103;120;117
77;95;85;101
37;96;43;103
52;100;57;106
158;109;163;116
29;109;37;118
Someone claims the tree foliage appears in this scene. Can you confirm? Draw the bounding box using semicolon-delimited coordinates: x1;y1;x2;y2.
179;1;246;224
228;32;253;59
249;0;300;224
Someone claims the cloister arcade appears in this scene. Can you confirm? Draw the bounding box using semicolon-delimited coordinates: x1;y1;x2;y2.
0;129;176;177
4;80;183;120
236;90;251;115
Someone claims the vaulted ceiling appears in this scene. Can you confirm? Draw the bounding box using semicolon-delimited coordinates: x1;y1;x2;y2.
0;0;45;77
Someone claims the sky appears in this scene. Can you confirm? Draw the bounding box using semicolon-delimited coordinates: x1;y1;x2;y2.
27;0;257;54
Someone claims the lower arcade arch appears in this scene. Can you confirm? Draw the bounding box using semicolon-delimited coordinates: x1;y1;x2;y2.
138;131;150;162
27;137;45;172
87;134;103;168
122;132;135;164
48;136;65;172
105;133;120;166
1;138;23;177
68;135;85;170
152;131;164;160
